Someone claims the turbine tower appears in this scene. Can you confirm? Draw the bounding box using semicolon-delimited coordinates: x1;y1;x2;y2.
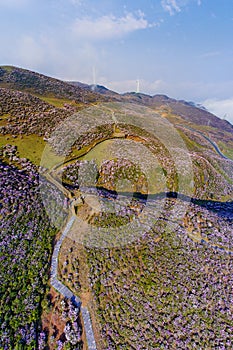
136;79;140;94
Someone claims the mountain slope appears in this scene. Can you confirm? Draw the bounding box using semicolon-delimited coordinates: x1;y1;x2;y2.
0;66;233;349
0;65;107;103
0;65;232;150
69;80;232;133
0;66;232;161
0;87;71;136
68;81;120;98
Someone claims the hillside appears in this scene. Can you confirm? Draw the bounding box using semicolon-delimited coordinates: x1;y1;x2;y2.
68;80;233;154
0;87;71;136
0;66;233;349
149;94;233;132
0;66;232;193
0;66;232;190
69;80;232;133
0;65;107;103
1;65;232;162
1;65;232;135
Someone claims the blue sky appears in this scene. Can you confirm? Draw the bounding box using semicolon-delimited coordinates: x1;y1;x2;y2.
1;0;233;123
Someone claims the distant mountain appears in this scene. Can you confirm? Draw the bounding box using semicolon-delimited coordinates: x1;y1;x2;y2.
0;65;232;145
68;81;119;97
68;80;232;134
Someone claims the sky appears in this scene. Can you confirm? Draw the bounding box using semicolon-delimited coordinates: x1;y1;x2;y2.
1;0;233;123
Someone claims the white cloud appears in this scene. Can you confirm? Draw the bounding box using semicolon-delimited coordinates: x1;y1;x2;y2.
70;0;82;5
200;51;220;58
161;0;202;15
9;32;103;83
161;0;181;15
17;36;46;67
72;13;154;40
202;98;233;124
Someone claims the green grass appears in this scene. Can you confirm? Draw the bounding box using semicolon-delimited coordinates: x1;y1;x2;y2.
217;141;233;160
1;65;14;73
36;96;70;108
64;139;167;194
0;134;58;166
0;114;10;126
177;129;203;152
0;134;65;167
81;139;115;165
41;145;64;169
34;95;83;108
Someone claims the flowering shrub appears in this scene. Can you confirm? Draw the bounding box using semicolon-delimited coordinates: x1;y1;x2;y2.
43;297;83;349
0;147;66;348
86;199;233;349
62;159;98;188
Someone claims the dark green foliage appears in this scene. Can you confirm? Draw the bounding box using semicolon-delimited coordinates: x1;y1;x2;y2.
0;159;60;348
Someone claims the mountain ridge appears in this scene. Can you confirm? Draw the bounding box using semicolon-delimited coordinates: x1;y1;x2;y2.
68;80;233;132
0;65;108;103
0;65;232;150
1;65;232;127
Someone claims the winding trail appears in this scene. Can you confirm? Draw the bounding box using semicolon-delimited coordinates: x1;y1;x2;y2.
181;125;233;162
50;211;97;349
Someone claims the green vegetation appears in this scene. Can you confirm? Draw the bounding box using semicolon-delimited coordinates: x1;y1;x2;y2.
0;114;10;127
34;95;81;108
40;144;64;169
85;208;233;349
1;65;14;73
217;140;233;160
0;134;64;167
81;139;115;165
0;67;232;349
177;129;203;152
0;158;64;348
63;141;114;168
90;212;131;228
0;134;46;165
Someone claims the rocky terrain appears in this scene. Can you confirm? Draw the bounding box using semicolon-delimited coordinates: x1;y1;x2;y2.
69;80;232;133
0;87;71;136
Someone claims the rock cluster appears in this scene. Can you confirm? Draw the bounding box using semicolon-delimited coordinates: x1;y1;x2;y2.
0;87;71;136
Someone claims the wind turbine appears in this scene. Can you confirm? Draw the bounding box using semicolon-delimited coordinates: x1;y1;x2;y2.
136;79;140;94
92;66;97;91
